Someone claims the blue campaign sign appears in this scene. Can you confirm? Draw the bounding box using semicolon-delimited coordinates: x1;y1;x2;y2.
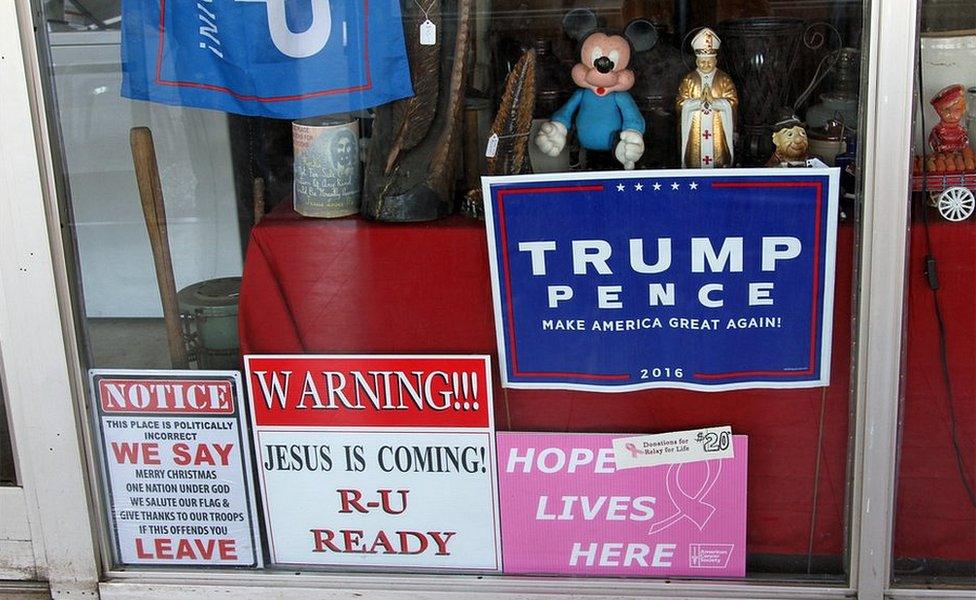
121;0;413;119
482;169;840;392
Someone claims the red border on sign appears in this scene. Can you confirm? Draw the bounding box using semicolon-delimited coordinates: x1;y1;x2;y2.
496;185;630;382
693;180;824;380
494;180;826;384
154;0;373;102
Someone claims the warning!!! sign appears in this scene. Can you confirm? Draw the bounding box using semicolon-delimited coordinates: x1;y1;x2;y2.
244;355;501;570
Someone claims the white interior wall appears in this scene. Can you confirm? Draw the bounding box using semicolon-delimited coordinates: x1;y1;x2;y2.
51;31;242;318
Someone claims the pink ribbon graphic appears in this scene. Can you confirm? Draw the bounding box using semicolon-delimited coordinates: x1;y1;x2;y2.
625;443;640;458
647;459;722;535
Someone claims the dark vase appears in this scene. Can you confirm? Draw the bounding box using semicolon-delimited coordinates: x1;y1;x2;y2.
533;37;572;118
718;18;805;166
630;33;685;168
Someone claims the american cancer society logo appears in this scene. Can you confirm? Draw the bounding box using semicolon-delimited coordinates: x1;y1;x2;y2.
688;543;734;568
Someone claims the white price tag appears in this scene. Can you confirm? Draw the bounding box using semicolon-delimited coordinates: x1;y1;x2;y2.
485;133;499;158
612;426;733;470
420;19;436;45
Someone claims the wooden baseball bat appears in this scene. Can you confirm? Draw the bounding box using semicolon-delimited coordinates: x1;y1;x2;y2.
130;127;188;369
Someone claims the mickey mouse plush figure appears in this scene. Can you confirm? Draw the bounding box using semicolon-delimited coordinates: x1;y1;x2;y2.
535;13;656;170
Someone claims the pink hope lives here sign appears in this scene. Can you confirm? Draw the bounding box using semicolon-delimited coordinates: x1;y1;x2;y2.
497;433;746;577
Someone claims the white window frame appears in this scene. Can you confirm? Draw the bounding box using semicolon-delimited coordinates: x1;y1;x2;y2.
1;0;973;598
0;0;98;596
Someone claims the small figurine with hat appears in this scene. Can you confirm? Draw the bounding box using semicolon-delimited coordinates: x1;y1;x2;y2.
535;11;656;170
676;27;738;168
766;113;809;167
929;84;969;154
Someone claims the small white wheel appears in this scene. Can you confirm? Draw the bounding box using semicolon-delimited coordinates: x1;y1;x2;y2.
938;187;975;221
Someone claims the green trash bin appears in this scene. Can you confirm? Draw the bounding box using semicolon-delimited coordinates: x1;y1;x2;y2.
178;277;241;370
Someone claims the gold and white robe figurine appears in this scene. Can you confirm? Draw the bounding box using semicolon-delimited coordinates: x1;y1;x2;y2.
676;28;738;168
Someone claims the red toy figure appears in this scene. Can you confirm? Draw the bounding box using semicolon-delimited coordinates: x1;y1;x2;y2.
929;84;969;153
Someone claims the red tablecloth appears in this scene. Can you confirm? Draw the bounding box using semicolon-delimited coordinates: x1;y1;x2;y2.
239;202;974;563
895;213;976;562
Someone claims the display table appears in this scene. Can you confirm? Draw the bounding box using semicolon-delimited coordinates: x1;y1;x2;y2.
239;201;973;563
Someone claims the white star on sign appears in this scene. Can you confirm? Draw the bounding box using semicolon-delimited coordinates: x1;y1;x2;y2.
653;182;662;191
616;183;626;192
634;182;644;191
671;182;680;190
689;181;699;190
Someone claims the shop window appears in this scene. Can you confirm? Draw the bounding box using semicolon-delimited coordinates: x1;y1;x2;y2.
38;0;881;585
892;0;976;586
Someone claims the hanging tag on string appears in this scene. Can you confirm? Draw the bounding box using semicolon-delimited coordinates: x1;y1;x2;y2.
485;133;499;158
420;20;437;45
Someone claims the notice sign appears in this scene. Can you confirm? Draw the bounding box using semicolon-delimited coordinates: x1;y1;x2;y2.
497;432;746;577
89;370;261;567
244;355;500;570
483;169;839;392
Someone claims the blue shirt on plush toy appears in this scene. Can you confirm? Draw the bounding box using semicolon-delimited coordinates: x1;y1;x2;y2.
551;88;644;152
535;31;646;169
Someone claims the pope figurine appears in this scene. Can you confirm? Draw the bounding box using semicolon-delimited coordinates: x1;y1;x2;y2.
676;28;738;168
929;84;969;153
535;30;646;170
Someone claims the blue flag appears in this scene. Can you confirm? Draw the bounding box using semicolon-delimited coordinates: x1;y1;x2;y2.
121;0;414;119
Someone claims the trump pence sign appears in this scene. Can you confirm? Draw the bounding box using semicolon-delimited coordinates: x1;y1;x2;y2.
482;169;839;392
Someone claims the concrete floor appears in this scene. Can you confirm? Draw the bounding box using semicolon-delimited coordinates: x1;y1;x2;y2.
85;318;176;369
84;317;242;371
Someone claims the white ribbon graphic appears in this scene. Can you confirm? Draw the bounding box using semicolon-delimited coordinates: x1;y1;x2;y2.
647;459;722;535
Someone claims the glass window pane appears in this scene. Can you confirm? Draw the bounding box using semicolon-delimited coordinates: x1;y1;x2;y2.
36;0;873;583
894;0;976;587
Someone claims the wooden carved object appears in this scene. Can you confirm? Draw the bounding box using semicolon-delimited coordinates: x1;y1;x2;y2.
487;48;537;176
384;0;441;174
463;49;537;218
362;0;474;221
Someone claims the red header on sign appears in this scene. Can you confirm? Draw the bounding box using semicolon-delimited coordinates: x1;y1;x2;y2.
97;378;236;414
245;356;492;429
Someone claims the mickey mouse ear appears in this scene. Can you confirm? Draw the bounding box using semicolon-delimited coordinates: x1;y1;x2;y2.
563;8;599;43
624;19;659;53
